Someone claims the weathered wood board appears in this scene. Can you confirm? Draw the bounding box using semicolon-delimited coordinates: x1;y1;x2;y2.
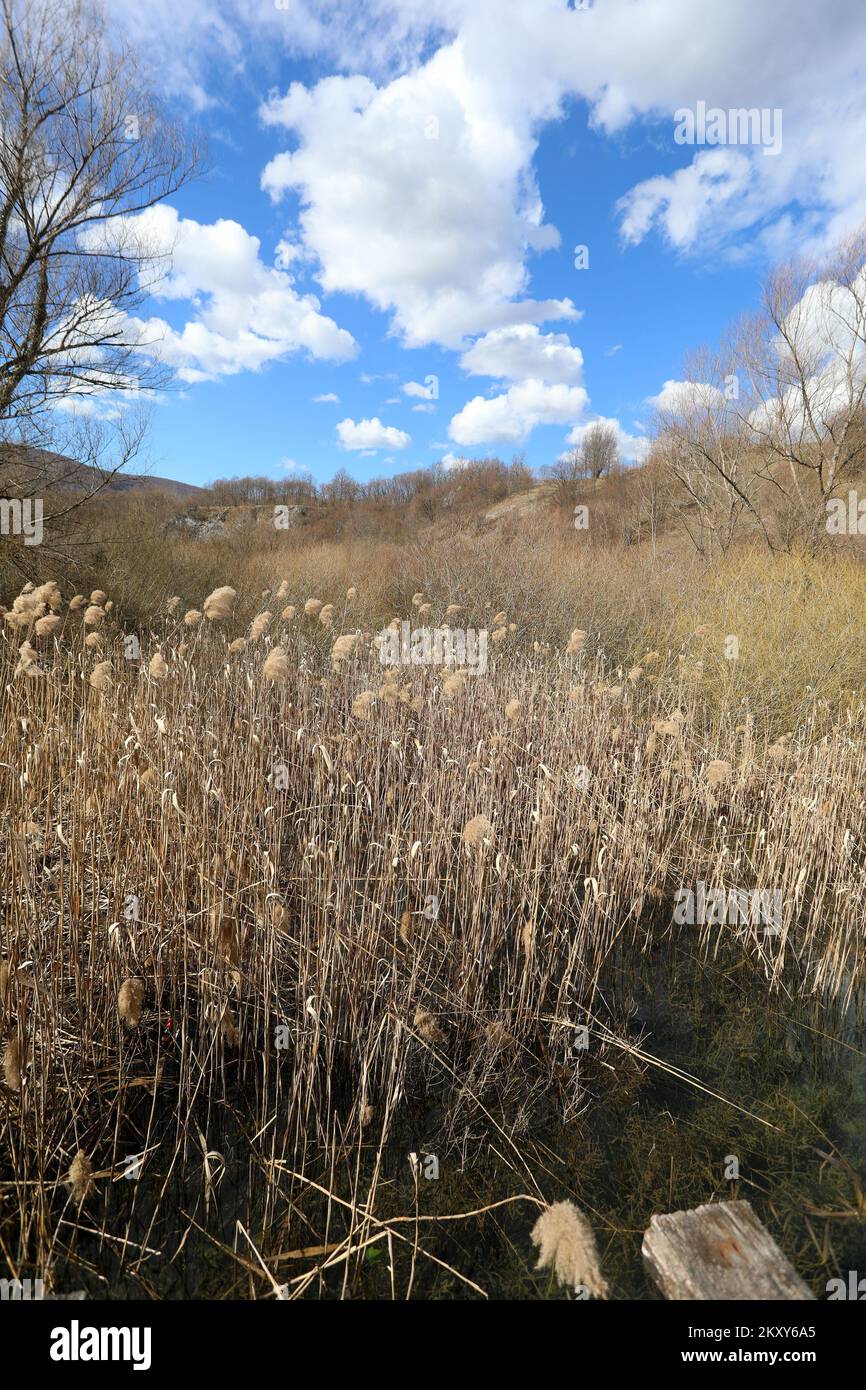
642;1200;815;1300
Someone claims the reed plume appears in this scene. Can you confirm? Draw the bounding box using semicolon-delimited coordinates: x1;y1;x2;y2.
331;633;359;668
67;1152;94;1204
5;593;45;629
117;977;145;1029
462;814;493;847
89;661;113;691
530;1202;609;1298
414;1007;445;1044
250;611;273;640
262;646;289;682
352;690;376;719
33;580;62;610
705;759;732;785
203;586;236;621
14;641;41;678
3;1036;21;1090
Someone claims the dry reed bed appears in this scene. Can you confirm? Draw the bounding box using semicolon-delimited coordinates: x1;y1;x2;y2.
75;522;866;729
1;575;865;1291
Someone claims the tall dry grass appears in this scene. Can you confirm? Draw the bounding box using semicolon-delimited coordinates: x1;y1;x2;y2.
1;537;865;1295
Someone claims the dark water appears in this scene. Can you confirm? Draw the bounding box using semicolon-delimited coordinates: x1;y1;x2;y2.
31;937;866;1300
349;939;866;1300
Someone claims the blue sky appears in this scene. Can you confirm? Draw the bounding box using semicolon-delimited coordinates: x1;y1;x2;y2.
105;0;866;489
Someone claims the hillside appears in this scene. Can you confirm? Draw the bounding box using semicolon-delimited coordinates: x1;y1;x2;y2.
0;444;206;499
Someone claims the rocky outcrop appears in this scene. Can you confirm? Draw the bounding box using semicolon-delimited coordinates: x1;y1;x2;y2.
166;510;228;540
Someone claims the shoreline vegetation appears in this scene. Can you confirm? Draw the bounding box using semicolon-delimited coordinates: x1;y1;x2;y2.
2;537;865;1298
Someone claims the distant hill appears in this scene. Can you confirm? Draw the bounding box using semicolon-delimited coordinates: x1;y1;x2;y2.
0;444;205;499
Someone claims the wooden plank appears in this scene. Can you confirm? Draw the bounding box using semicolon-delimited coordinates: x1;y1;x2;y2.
642;1200;815;1301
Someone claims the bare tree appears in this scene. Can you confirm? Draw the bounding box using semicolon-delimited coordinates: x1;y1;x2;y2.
542;447;584;508
652;347;774;556
579;420;619;480
0;0;200;554
736;227;866;545
652;228;866;555
543;422;620;512
634;451;673;559
321;467;360;505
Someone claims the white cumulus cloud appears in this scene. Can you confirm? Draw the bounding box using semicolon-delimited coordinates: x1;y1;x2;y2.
647;379;725;413
460;324;584;384
403;379;439;399
111;1;866;279
337;417;411;450
113;205;356;383
259;39;578;349
449;379;588;446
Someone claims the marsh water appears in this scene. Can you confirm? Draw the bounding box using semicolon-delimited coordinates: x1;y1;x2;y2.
355;939;866;1300
50;931;866;1301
